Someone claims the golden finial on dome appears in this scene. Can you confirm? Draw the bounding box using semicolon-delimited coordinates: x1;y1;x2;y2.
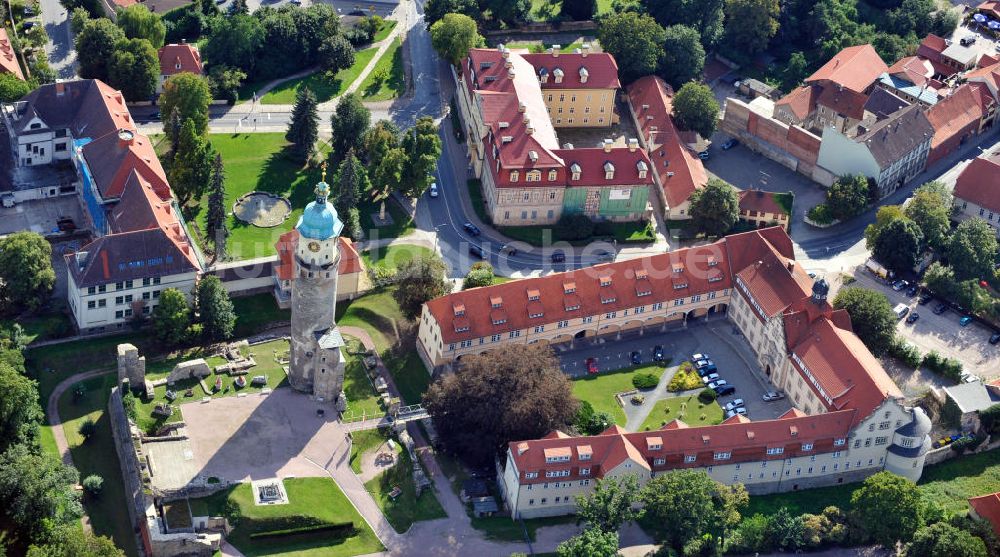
321;161;327;183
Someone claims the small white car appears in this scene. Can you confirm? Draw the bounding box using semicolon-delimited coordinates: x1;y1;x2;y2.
429;183;439;198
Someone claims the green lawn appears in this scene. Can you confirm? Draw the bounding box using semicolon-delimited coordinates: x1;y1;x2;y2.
260;47;379;104
572;364;666;426
528;0;611;19
359;38;405;101
638;394;724;431
505;39;595;54
1;312;73;345
59;374;139;557
349;427;392;474
187;478;384;557
342;342;383;421
232;293;291;337
364;450;447;533
359;194;415;240
361;244;433;272
373;19;397;42
200;133;325;260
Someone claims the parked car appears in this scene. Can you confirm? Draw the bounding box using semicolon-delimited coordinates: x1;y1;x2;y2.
691;353;708;361
586;357;598;374
723;399;746;412
630;351;642;365
725;407;748;419
762;390;785;401
550;250;566;263
893;303;909;319
721;138;739;150
960;316;974;326
991;333;1000;345
694;358;715;369
653;345;664;362
962;372;980;383
429;183;438;198
707;379;728;390
701;373;721;384
933;303;948;315
961;36;977;46
697;364;718;375
714;384;735;396
906;285;919;297
468;244;485;259
892;279;908;291
918;293;933;305
594;249;614;262
463;222;481;236
906;312;920;324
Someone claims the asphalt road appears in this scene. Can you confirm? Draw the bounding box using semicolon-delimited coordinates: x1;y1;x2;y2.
39;0;76;78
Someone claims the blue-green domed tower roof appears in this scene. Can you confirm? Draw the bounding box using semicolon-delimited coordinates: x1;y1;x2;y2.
296;170;343;240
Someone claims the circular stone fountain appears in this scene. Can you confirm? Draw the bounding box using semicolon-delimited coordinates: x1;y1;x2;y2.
233;192;292;228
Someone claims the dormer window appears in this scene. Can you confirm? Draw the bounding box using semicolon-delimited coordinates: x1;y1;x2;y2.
175;62;182;70
707;256;718;267
491;296;503;308
579;66;589;83
527;289;540;301
635;268;648;280
510;170;519;182
455;324;470;332
570;163;581;180
603;161;615;180
834;438;846;446
553;68;564;84
453;303;466;316
492;317;507;325
672;263;684;274
548;169;558;181
802;443;813;451
637;161;648;179
600;276;612;287
563;282;576;294
539;67;549;83
527;169;541;181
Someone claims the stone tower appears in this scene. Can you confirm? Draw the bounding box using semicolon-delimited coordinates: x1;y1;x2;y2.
288;168;347;404
117;343;146;385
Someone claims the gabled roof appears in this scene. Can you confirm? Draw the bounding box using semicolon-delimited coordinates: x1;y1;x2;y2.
15;80;135;139
0;28;24;81
158;43;203;77
967;62;1000;94
970;492;1000;536
954;155;1000;214
81;130;169;201
733;239;812;319
864;87;911;120
806;45;888;93
65;228;199;288
775;85;820;121
856;104;934;168
815;85;870;120
552;147;654;187
926;83;990;152
520;51;621;90
274;230;363;281
943;381;1000;414
887;56;933;87
108;170;178;234
738;190;789;216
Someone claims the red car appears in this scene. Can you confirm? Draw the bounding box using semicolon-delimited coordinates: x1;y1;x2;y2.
586;357;599;374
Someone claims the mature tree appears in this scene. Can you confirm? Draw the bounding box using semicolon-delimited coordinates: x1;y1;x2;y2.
392;255;451;320
207;65;247;105
166;109;183;160
319;35;355;74
361;120;401;165
688;178;739;237
151;288;190;346
872;31;913;66
0;361;41;453
851;471;924;545
108;38;159;102
0;444;81;540
642;470;748;550
672;82;720;139
202;14;264;77
905;181;952;250
766;507;806;550
160;72;212;136
562;0;597;20
864;205;906;250
197;275;235;341
462;261;494;289
335;149;368;214
169;119;213;203
800;506;848;549
256;11;303;80
947;218;998;281
198;0;219;17
480;0;530;25
724;0;780;55
923;263;991;314
205;153;228;254
400;117;443;197
75;18;126;82
574;401;613;435
642;0;725;46
116;4;166;47
430;13;485;67
556;213;595;240
26;526;124;557
330;93;371;163
372;147;407;193
783;51;809;90
424;344;578;465
873;217;923;275
81;475;103;497
906;521;987;557
832;287;896;357
659;25;705;89
0;73;33;102
423;0;480;27
286;87;319;162
888;0;935;36
227;0;249;16
78;419;97;441
0;232;55;313
576;475;641;532
598;12;666;84
556;528;619;557
826;174;871;221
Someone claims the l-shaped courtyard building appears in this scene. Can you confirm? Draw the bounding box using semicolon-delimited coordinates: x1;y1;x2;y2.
416;227;932;518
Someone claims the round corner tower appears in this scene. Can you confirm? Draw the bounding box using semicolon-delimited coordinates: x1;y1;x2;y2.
288;172;347;403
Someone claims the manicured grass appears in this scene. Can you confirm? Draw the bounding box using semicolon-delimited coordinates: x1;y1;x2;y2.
337;289;430;405
260;47;379;104
232;293;291;337
349;427;392;474
639;393;724;431
505;39;594;53
1;312;73;344
528;0;611;19
361;244;433;272
744;483;854;519
187;478;384;557
59;374;139;557
359;38;404;101
373;19;397;42
342;345;383;421
364;449;447;533
572;364;666;426
471;515;577;542
201;133;325;260
359;194;415;240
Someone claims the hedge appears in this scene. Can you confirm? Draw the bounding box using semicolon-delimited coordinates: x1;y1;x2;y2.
922;351;963;382
249;522;355;540
698;388;717;404
632;373;659;390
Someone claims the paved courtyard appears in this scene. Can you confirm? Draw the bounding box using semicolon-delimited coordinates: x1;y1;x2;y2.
0;195;86;236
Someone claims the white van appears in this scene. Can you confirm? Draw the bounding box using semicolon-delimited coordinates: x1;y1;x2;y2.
894;303;910;319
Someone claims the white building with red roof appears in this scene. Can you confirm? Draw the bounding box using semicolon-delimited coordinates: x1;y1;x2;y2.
453;45;651;226
157;43;203;94
954;154;1000;235
415;226;931;518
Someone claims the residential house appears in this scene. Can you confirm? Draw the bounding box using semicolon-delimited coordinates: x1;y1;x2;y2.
0;29;24;81
737;190;790;232
157;43;203;94
520;45;619;128
925;82;998;165
953;154;1000;234
941;381;1000;431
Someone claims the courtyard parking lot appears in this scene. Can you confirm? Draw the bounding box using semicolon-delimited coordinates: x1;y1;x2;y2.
0;195;86;237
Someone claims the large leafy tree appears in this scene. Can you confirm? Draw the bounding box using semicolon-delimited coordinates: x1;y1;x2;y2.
27;526;124;557
0;73;33;103
641;470;748;550
373;147;407;194
329;93;370;164
0;231;55;313
905;181;952;250
562;0;598;20
197;275;235;341
782;51;810;90
575;475;641;532
423;344;578;465
116;4;166;48
598;12;665;84
688;178;739;237
864;205;905;250
361;120;401;166
659;25;705;89
832;287;896;357
872;217;923;275
850;471;924;546
392;255;451;320
108;38;159;102
906;521;987;557
462;261;494;290
205;153;228;256
256;11;301;80
672;82;720;139
723;0;780;56
480;0;530;25
202;14;264;77
642;0;725;47
948;218;998;282
169;119;214;204
400;117;443;198
159;72;212;136
430;13;485;67
151;288;191;346
423;0;480;27
286;86;319;162
556;528;619;557
0;444;81;541
0;361;42;453
826;174;871;221
318;35;355;74
75;18;126;82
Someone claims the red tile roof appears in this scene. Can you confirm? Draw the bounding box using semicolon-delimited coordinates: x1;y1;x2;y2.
626;75;708;209
776;85;820;121
158;44;203;77
0;28;24;81
977;0;1000;20
926;83;990;153
81;129;170;201
887;56;933;86
970;492;1000;535
738;190;789;216
108;170;180;234
551;147;653;187
806;45;888;93
916;34;947;63
967;62;1000;93
954;155;1000;214
274;230;363;280
520;51;621;90
815;85;869;120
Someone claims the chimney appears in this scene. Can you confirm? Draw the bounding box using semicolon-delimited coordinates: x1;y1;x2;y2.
75;251;88;269
628;138;639;152
526;123;535;135
603;139;613;152
507;68;515;79
517;442;529;455
551;45;560;57
55;82;65;96
518;101;526;113
787;261;794;272
581;43;590;57
117;129;135;148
